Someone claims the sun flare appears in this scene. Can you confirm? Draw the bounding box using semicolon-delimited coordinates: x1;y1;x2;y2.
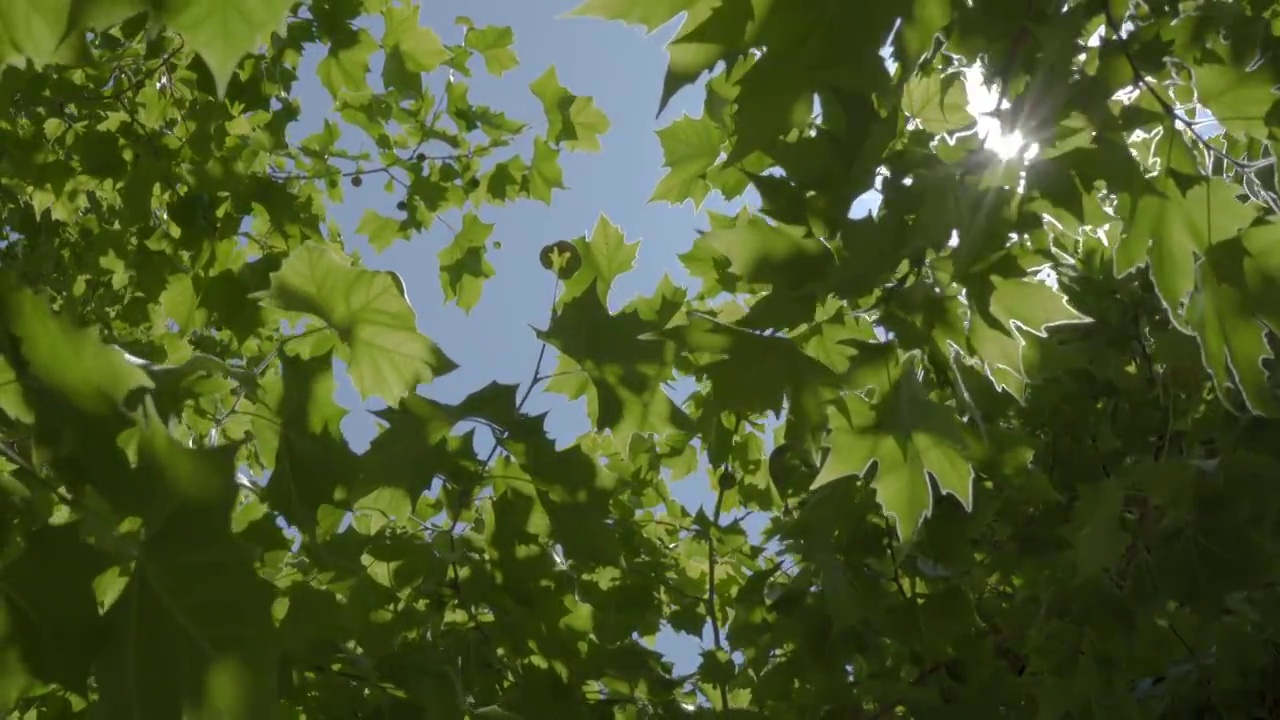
963;67;1037;161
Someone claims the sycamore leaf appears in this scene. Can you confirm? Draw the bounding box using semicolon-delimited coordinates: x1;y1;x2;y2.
538;282;688;440
357;209;403;252
0;354;33;423
260;352;360;533
528;137;566;203
157;273;207;333
530;67;610;152
1069;482;1128;581
438;213;496;312
464;25;518;76
383;2;450;72
698;215;832;292
896;0;951;71
1192;62;1277;140
0;282;153;416
965;275;1089;399
317;28;378;97
0;524;110;696
1115;177;1256;327
902;73;974;133
562;0;698;33
94;423;278;719
815;366;973;542
66;0;146;32
651;113;723;207
658;313;839;431
558;214;639;306
263;243;456;404
0;0;72;60
1187;229;1280;416
160;0;294;95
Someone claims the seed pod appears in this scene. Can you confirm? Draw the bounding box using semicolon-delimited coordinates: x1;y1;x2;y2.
539;240;581;280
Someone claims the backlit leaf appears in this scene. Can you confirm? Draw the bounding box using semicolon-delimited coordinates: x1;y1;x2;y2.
263;243;456;404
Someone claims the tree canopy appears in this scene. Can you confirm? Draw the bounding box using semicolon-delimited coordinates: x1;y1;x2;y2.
3;0;1280;717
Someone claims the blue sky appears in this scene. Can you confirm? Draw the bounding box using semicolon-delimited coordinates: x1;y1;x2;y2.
288;0;745;674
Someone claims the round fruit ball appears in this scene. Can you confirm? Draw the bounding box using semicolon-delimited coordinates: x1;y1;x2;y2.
539;240;581;280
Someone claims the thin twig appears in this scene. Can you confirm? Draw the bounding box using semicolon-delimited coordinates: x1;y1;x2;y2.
707;482;730;712
443;275;561;655
1102;4;1280;213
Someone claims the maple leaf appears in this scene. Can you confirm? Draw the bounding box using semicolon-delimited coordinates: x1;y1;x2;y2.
815;365;973;542
262;242;456;405
0;282;153;417
964;272;1090;398
902;72;975;133
651;113;723;207
1115;177;1256;327
539;281;689;441
697;215;833;292
94;420;279;719
530;66;610;152
258;351;360;533
1187;226;1280;416
556;214;640;306
161;0;295;94
562;0;698;33
438;212;496;312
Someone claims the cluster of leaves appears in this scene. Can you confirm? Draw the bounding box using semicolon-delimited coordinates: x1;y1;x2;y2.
6;0;1280;717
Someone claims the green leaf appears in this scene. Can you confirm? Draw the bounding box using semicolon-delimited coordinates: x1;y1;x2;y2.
260;351;360;533
530;66;611;152
1069;482;1128;581
157;273;208;333
465;25;518;76
651;113;723;206
438;212;496;312
562;0;697;33
1117;177;1257;328
965;275;1089;398
902;73;974;133
659;313;839;425
1192;62;1277;140
94;422;279;719
351;485;413;534
558;214;639;306
263;242;456;404
0;524;110;696
896;0;951;71
66;0;146;32
1187;228;1280;416
317;28;378;97
539;282;687;440
815;365;973;542
383;2;450;72
528;136;566;203
160;0;294;95
698;215;832;291
357;209;404;252
0;0;71;60
0;354;33;423
0;282;153;417
655;0;754;114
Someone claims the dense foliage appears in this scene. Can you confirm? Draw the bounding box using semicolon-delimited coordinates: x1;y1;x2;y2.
4;0;1280;717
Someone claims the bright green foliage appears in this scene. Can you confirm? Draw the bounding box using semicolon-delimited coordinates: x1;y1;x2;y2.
6;0;1280;718
815;360;973;542
263;242;455;404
